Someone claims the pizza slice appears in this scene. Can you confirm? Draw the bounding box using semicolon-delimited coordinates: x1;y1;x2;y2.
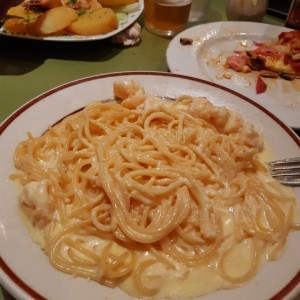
225;30;300;93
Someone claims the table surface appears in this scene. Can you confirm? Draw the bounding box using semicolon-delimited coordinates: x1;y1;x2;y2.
0;1;296;299
0;0;286;123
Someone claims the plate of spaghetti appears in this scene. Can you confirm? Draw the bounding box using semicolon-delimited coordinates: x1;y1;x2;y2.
0;71;299;300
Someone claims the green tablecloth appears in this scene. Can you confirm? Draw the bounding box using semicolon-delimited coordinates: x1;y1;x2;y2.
0;0;284;123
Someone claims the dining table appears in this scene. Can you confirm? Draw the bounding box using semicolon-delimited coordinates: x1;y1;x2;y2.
0;0;299;299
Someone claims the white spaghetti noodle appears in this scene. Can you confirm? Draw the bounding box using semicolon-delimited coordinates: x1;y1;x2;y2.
11;80;299;298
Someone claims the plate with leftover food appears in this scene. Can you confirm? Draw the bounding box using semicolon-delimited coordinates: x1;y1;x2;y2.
166;22;300;129
0;0;144;41
0;71;299;300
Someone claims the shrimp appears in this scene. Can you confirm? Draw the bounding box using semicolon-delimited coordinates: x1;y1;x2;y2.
113;80;146;109
238;124;264;151
20;180;54;228
188;97;243;134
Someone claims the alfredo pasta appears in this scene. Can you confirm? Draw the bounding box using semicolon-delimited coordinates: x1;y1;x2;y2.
11;80;299;298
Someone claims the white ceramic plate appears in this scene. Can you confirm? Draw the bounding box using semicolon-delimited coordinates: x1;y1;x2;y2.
0;1;143;42
0;71;299;300
166;21;300;129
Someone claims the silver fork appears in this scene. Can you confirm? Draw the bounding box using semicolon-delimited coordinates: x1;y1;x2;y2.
267;157;300;186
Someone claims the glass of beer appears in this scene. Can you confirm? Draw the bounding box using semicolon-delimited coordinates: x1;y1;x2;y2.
144;0;192;37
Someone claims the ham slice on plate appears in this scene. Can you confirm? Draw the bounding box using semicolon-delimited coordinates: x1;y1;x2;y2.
224;29;300;94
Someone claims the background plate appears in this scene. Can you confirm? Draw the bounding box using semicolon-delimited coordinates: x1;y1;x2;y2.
166;21;300;129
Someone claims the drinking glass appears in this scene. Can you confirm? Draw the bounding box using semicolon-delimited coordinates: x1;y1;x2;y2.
226;0;269;22
144;0;192;37
286;0;300;29
188;0;212;22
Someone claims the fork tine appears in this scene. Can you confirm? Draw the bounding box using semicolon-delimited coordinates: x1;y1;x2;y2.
269;164;300;171
275;178;300;186
268;157;300;165
267;157;300;186
268;157;300;164
268;157;300;170
271;171;300;177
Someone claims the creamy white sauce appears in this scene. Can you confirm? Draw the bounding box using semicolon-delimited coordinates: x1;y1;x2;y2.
17;144;297;299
